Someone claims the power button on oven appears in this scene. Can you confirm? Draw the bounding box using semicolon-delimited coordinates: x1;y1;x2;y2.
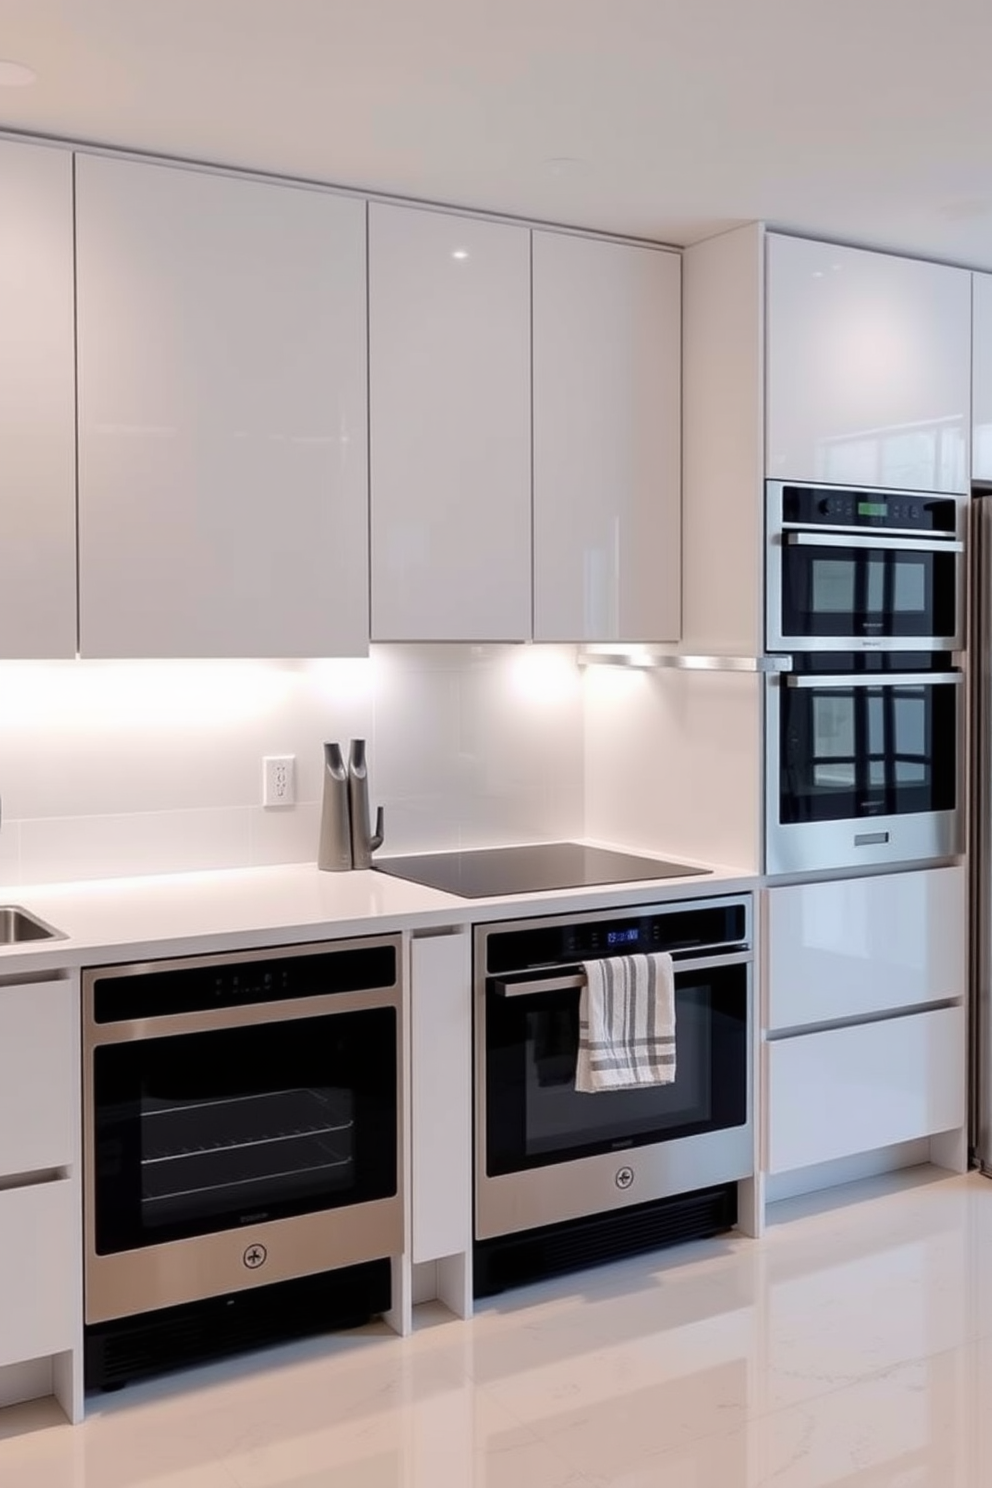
243;1243;267;1270
615;1166;635;1191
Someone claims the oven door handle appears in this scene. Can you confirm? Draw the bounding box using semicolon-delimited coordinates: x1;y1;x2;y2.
785;671;963;690
493;948;753;997
783;530;963;554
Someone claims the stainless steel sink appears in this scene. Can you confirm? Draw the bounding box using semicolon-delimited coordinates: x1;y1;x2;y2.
0;906;65;943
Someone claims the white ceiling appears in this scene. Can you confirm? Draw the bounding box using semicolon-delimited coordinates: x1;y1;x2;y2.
2;0;992;265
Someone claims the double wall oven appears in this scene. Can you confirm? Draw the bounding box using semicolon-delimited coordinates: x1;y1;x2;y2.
83;934;403;1388
765;481;965;874
473;895;753;1295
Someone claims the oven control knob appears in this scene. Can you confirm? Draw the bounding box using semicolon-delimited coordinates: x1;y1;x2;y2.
615;1166;635;1191
243;1243;267;1270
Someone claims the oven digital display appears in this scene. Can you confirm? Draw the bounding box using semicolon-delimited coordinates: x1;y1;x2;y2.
857;500;888;517
606;927;639;946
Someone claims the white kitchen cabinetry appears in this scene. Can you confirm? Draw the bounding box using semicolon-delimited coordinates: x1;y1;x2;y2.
0;979;76;1174
762;867;967;1182
75;155;369;658
764;865;965;1030
973;272;992;481
532;232;681;642
765;1007;964;1174
368;203;531;642
766;234;971;492
0;975;82;1424
0;140;76;658
409;930;472;1317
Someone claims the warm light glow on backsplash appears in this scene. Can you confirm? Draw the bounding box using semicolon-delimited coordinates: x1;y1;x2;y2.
507;646;582;706
301;656;375;707
0;659;303;731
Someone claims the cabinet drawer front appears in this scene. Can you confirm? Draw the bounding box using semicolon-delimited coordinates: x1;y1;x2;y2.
0;979;75;1176
765;1007;964;1174
0;1180;78;1367
765;866;965;1031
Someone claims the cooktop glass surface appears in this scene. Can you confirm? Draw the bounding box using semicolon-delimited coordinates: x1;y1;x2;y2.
372;842;710;899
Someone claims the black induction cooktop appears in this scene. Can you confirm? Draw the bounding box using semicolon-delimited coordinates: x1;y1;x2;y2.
372;842;710;899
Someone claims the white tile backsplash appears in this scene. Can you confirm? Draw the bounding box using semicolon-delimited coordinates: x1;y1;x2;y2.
0;646;586;885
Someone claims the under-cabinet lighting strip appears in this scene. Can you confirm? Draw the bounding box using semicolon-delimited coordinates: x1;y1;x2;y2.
577;651;792;673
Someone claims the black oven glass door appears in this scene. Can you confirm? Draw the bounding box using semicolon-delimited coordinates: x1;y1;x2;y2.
779;676;957;825
780;541;956;642
92;1008;397;1255
484;964;747;1177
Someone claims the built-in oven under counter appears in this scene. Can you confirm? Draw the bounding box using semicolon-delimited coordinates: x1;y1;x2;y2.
82;935;403;1390
473;895;753;1296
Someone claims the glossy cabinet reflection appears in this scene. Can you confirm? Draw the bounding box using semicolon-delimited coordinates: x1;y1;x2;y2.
369;203;531;642
765;865;965;1030
766;234;971;492
0;140;76;657
763;866;967;1178
973;271;992;481
75;155;369;658
532;232;681;642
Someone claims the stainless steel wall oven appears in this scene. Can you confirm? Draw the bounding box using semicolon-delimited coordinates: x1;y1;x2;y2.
474;895;753;1296
766;480;964;653
83;934;402;1389
765;653;962;875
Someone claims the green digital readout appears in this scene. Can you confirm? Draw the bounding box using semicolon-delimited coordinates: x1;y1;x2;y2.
857;500;888;517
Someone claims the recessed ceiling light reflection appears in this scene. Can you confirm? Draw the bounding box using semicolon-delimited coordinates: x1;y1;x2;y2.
451;249;469;260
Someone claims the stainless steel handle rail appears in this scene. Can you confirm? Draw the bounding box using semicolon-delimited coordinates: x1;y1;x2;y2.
783;530;963;554
493;948;753;998
785;672;963;690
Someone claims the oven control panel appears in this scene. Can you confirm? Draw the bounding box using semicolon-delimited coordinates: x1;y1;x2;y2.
486;901;749;974
781;484;957;532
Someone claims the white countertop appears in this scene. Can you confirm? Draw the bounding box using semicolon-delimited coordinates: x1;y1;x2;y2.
0;848;758;973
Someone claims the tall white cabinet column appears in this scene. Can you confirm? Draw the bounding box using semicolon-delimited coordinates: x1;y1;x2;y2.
75;155;369;658
0;140;76;658
532;232;681;642
766;234;971;491
368;204;531;642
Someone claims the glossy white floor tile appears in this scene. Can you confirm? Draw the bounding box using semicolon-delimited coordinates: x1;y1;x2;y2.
6;1168;992;1487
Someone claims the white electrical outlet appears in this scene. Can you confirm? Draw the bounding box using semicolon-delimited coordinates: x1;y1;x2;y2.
262;755;296;808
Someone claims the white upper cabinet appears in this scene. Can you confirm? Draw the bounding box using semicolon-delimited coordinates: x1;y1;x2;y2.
75;155;369;658
369;203;531;642
532;233;681;642
0;140;76;658
973;272;992;482
766;234;971;492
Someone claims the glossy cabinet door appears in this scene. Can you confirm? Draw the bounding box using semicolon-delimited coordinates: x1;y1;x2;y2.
369;203;531;641
765;865;965;1031
76;155;369;658
0;980;76;1176
0;140;76;657
766;234;971;492
765;1006;964;1173
973;272;992;481
533;233;681;641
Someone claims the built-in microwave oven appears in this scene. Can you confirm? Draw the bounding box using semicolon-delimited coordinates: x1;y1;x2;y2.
766;480;965;653
764;653;962;875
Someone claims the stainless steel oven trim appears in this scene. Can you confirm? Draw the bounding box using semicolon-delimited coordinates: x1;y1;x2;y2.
783;531;964;554
785;671;963;690
765;480;967;654
84;985;401;1044
764;672;963;875
494;949;755;999
83;933;404;1325
473;898;754;1244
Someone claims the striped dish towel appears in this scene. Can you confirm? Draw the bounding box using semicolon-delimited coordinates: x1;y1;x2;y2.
575;952;676;1092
